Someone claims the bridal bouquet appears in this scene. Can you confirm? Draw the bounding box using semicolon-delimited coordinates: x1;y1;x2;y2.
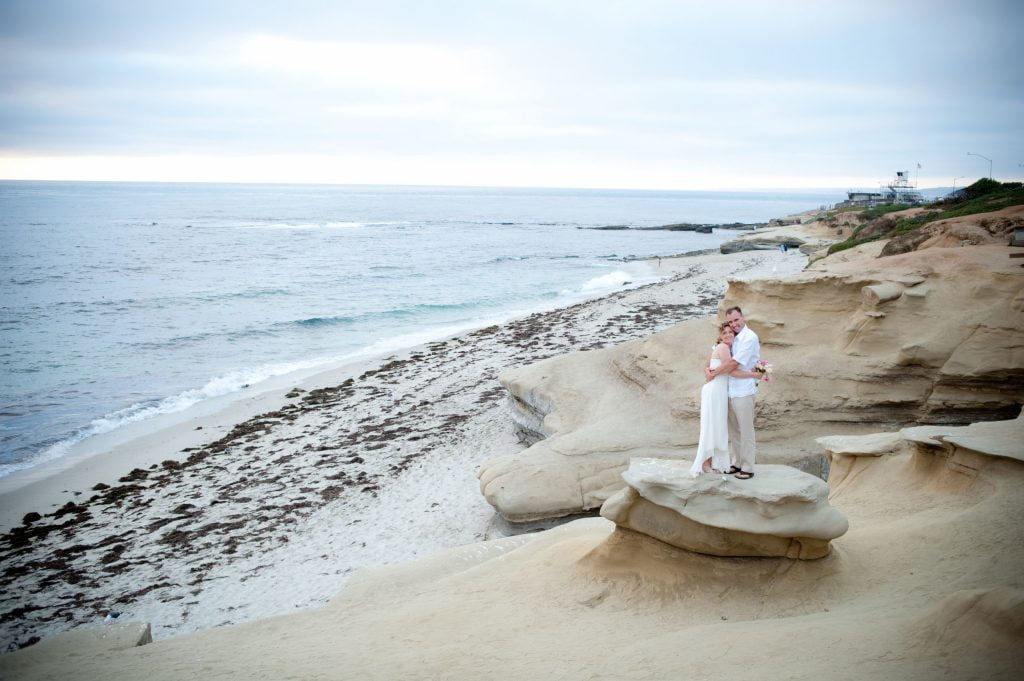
754;359;773;382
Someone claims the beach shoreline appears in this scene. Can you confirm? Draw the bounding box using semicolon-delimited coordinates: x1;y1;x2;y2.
0;255;672;521
0;246;781;524
0;246;804;649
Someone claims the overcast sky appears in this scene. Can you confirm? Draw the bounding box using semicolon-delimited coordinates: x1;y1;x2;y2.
1;0;1021;189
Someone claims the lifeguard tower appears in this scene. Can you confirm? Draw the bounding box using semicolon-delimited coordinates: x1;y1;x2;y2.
880;170;924;204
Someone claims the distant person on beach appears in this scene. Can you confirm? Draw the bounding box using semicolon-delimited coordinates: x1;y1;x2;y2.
691;319;765;477
703;306;762;479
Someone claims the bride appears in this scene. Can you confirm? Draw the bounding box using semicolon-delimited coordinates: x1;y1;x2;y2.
689;322;763;477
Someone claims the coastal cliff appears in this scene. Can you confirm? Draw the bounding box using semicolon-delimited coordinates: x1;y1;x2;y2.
481;221;1023;522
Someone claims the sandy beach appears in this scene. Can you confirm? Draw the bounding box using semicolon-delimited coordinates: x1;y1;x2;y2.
0;246;803;648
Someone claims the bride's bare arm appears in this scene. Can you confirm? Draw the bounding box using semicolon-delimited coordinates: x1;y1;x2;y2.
712;341;763;379
710;343;738;377
724;342;763;379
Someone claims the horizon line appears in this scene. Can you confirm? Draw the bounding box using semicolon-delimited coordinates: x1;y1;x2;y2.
0;177;975;195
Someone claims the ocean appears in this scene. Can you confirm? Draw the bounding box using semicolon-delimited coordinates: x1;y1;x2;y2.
0;181;843;476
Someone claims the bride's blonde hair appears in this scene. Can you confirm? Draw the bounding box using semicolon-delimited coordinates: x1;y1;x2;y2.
716;321;732;343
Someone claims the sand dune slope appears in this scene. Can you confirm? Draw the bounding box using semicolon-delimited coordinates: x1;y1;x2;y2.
5;420;1022;680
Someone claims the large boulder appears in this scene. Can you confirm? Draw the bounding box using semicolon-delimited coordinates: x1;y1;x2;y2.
600;459;848;559
479;243;1024;522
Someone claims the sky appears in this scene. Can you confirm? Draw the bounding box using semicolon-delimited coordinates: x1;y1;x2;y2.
1;0;1022;190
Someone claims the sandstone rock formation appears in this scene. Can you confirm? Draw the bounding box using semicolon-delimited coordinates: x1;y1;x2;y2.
900;410;1024;464
10;413;1023;680
599;459;848;559
719;216;841;256
479;242;1024;522
824;411;1022;500
719;233;805;253
880;204;1024;257
816;431;904;458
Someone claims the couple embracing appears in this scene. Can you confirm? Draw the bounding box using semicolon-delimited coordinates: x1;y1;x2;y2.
688;306;766;480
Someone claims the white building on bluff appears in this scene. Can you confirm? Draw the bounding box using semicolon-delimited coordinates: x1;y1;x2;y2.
839;170;924;208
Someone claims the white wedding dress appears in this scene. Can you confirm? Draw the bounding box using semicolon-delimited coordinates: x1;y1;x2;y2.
689;356;730;476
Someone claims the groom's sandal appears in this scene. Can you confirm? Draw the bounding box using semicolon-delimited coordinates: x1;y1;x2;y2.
728;466;741;474
734;470;754;480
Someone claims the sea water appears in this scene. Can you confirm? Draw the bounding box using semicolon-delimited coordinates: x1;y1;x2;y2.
0;181;842;476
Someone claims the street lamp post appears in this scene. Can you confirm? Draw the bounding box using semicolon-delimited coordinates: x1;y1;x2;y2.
967;152;993;179
952;176;965;192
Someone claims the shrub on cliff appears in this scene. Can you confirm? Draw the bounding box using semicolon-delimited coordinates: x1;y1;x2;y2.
959;178;1005;201
828;180;1024;256
858;203;913;221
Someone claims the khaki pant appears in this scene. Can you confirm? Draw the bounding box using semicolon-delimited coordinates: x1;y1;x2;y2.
728;394;756;473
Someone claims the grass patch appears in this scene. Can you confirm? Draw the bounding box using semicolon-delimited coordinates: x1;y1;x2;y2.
858;203;913;220
826;179;1024;255
891;213;937;235
933;184;1024;220
827;233;883;255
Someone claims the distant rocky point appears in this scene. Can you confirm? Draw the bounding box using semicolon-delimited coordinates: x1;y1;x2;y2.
586;222;762;232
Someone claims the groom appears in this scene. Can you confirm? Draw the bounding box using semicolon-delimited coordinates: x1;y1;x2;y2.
705;306;760;479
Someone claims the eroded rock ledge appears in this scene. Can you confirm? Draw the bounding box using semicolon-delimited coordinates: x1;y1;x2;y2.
480;244;1023;522
600;459;848;559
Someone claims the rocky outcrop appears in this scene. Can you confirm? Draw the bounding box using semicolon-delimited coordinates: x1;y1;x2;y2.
823;411;1022;499
589;222;759;233
480;333;697;522
900;410;1024;464
880;205;1024;257
719;234;806;253
599;459;848;559
643;223;715;232
480;243;1024;522
727;218;840;257
816;431;904;458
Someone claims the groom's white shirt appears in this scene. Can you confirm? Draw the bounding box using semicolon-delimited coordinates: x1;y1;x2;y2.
728;325;760;398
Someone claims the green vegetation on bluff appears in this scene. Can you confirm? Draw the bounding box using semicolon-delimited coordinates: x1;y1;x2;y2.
827;179;1024;255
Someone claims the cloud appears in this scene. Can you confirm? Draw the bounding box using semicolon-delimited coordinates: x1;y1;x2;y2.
0;1;1022;187
236;35;496;94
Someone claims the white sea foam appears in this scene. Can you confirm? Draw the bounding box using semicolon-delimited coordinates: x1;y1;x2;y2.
569;262;660;297
0;359;335;478
580;269;635;292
